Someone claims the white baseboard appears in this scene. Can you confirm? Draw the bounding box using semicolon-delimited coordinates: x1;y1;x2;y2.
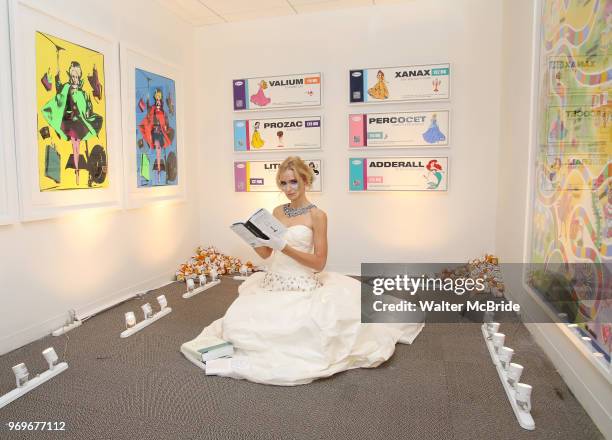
74;271;176;319
0;271;176;356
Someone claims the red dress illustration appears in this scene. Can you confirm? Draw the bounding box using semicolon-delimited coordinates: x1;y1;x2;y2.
139;90;172;184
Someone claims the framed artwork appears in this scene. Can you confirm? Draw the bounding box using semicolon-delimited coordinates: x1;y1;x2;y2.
525;0;611;368
9;0;122;220
233;72;322;111
0;0;18;225
120;44;185;208
349;157;449;192
234;159;322;192
234;116;322;152
349;111;450;148
349;63;451;103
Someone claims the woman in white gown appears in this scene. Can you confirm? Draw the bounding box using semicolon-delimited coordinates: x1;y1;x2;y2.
182;156;424;386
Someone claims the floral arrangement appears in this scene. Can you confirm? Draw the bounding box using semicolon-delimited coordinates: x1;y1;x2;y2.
439;254;505;297
176;246;254;282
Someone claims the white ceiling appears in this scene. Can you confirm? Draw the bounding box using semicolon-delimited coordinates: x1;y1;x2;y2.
156;0;413;26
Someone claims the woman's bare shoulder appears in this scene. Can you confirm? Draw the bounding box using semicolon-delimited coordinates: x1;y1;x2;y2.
311;207;327;223
272;204;286;215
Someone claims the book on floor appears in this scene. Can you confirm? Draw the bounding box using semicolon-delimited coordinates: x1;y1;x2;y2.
204;357;233;375
202;344;234;362
181;336;234;363
230;208;287;247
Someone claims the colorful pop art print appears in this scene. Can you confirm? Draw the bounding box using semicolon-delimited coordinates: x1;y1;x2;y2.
35;31;108;191
135;68;178;187
10;0;122;220
120;44;185;208
528;0;611;362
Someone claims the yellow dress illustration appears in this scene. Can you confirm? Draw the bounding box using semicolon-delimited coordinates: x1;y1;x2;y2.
251;122;265;149
368;70;389;100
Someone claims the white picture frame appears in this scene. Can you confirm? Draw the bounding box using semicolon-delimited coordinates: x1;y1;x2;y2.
348;63;451;104
520;0;611;382
0;0;18;225
9;0;123;221
348;156;449;192
348;110;451;149
233;115;323;153
232;72;323;112
234;159;323;193
119;43;185;209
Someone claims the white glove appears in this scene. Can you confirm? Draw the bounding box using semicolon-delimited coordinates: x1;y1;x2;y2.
252;236;287;251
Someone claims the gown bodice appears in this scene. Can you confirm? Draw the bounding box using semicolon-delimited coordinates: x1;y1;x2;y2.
261;225;321;291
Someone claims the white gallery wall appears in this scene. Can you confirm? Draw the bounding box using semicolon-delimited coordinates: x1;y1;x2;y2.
195;0;503;274
496;0;611;435
0;0;198;355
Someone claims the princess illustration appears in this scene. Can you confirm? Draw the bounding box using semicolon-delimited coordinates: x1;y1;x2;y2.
549;110;566;141
554;71;566;106
424;159;443;189
250;80;271;107
368;70;389;100
251;121;265;149
544;157;562;190
139;88;173;185
422;113;447;144
41;61;104;187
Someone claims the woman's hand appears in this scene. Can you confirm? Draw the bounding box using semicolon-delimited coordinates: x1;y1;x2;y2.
252;236;287;251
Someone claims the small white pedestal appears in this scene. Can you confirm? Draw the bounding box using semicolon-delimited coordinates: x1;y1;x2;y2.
120;308;172;338
0;363;69;409
481;324;535;430
182;279;221;299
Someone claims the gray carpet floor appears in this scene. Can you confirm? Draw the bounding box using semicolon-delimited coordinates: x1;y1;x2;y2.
0;276;605;440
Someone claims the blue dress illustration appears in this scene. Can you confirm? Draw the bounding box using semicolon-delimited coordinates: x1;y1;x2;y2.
422;114;446;144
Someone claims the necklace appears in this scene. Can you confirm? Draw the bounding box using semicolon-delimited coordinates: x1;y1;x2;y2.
283;203;316;218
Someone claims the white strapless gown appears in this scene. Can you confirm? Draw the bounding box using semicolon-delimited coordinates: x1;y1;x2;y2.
182;225;425;386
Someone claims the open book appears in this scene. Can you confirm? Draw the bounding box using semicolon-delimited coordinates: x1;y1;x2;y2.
230;208;287;247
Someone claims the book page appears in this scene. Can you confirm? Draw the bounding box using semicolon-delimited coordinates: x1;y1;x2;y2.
230;223;260;246
249;209;287;239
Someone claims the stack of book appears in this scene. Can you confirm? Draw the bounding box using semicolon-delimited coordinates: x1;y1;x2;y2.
181;336;234;363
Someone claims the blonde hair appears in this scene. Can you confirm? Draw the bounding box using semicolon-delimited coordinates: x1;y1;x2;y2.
154;89;163;101
68;62;82;78
276;156;314;189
